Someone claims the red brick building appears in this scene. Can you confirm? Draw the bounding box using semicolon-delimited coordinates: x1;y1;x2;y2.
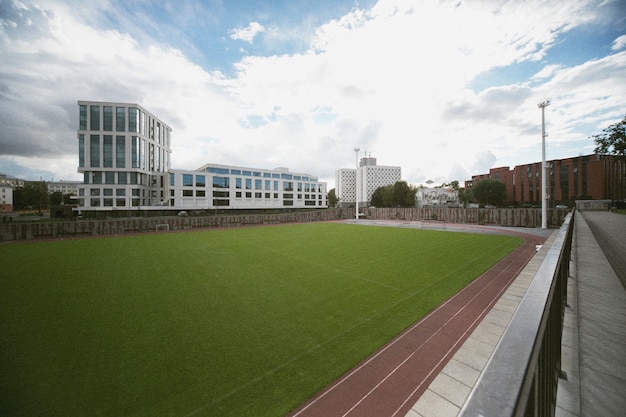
465;154;625;207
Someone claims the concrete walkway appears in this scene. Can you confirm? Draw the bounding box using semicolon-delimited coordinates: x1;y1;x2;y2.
557;212;626;417
407;211;626;417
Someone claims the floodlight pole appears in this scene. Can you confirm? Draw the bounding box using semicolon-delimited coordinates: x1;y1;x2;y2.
538;100;550;229
354;148;360;219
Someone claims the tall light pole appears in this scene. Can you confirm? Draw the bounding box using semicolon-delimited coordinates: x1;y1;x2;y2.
538;100;550;229
354;148;360;220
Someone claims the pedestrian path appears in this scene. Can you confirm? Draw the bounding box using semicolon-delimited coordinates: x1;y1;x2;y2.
556;212;626;417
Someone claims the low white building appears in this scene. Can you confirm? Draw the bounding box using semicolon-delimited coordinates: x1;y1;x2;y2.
169;164;327;209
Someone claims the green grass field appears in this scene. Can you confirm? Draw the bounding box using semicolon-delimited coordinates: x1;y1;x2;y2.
0;222;522;417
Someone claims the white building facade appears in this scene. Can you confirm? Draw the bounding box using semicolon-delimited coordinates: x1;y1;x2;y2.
170;164;327;209
77;101;172;211
77;101;327;212
335;156;401;207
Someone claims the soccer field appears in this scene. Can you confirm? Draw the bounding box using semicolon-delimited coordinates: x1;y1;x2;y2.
0;222;522;417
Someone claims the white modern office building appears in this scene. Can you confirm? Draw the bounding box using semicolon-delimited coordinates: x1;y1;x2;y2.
77;101;172;210
170;164;327;209
76;101;326;213
335;155;401;207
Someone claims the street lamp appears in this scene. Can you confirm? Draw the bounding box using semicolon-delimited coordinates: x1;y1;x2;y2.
538;100;550;229
354;148;360;219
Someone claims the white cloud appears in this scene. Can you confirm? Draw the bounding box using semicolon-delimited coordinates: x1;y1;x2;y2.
230;22;266;43
0;0;624;189
612;34;626;51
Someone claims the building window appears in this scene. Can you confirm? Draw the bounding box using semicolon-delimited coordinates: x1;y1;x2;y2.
196;175;206;187
105;172;115;184
245;178;252;189
170;173;175;186
90;135;100;167
116;136;125;168
128;107;139;133
116;189;125;196
213;191;229;198
116;198;126;206
90;105;100;131
213;176;229;188
103;106;113;131
255;179;262;189
182;174;193;186
90;188;100;196
236;178;242;189
103;135;113;167
196;190;206;197
131;136;140;168
116;107;125;131
78;134;84;167
183;190;193;197
79;105;87;130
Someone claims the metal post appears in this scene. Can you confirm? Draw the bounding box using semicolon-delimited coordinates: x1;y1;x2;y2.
538;100;550;229
354;148;360;219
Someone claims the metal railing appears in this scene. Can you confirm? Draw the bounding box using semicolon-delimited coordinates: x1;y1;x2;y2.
460;211;574;417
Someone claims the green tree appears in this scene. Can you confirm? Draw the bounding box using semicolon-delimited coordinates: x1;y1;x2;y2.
371;181;417;207
442;180;460;190
392;181;417;207
327;188;338;207
471;179;506;207
15;181;49;212
592;116;626;199
458;187;472;206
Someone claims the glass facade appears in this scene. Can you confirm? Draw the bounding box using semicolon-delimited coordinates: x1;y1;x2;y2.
78;101;173;210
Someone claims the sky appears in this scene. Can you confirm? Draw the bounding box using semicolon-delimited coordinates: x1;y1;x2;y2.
1;0;625;189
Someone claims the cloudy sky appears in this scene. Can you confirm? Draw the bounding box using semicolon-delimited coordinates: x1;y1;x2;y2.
1;0;625;189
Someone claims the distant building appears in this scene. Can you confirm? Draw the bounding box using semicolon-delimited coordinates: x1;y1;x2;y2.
76;101;326;213
335;156;401;207
0;173;24;213
465;154;625;207
1;184;13;213
416;187;459;208
48;181;82;196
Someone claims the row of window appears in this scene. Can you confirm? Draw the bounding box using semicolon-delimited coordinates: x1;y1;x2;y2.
172;199;322;207
81;198;146;207
79;135;168;172
79;105;170;144
173;174;323;193
175;190;323;200
82;171;158;186
202;166;316;182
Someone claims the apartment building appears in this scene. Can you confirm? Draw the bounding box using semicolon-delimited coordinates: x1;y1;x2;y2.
335;156;401;207
466;154;625;206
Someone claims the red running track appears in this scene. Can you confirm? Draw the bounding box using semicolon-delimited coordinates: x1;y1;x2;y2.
287;229;546;417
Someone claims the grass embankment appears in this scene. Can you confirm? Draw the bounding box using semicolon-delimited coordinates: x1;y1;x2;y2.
0;223;521;417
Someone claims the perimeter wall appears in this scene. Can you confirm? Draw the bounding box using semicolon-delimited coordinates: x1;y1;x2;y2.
0;207;570;242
